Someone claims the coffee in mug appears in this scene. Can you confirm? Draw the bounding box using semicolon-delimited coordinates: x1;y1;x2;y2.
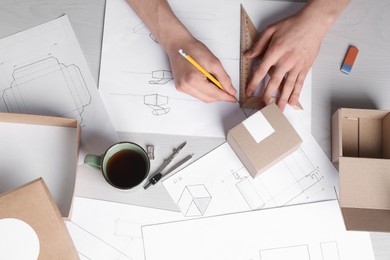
84;142;150;190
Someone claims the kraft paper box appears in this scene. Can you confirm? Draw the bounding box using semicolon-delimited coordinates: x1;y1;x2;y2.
227;103;302;178
0;113;80;217
332;108;390;232
0;178;79;259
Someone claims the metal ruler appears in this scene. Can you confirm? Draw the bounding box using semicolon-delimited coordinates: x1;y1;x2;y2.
239;5;302;110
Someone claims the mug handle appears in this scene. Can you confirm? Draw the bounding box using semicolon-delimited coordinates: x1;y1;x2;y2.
84;154;102;170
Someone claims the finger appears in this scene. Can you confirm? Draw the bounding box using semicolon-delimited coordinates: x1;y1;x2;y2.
244;27;274;59
197;81;237;103
246;57;274;97
262;66;286;106
277;69;299;111
178;74;236;103
175;71;212;102
207;59;237;98
288;70;308;106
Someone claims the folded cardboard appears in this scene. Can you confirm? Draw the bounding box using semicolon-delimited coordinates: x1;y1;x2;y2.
332;108;390;232
0;113;80;217
0;178;78;259
227;102;302;178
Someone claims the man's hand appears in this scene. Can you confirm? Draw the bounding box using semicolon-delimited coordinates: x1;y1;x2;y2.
245;0;350;110
167;38;237;103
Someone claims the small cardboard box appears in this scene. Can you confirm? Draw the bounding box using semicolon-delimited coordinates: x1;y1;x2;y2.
332;108;390;232
0;113;80;217
0;178;79;259
227;103;302;178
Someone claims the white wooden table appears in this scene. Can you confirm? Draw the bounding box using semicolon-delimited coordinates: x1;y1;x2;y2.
1;0;389;258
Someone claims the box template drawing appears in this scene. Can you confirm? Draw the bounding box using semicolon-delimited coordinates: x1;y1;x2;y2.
332;108;390;232
0;178;78;259
228;102;302;178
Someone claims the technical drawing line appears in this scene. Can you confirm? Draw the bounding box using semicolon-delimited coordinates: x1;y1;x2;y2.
78;252;92;260
69;221;132;259
320;241;340;260
259;244;310;260
236;177;265;210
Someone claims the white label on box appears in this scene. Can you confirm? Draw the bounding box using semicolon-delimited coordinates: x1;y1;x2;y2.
242;111;274;143
0;218;40;259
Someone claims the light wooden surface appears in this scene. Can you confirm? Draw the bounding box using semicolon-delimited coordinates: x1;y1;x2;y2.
1;0;390;259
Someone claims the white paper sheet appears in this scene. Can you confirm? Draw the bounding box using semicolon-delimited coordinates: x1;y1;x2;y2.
69;197;184;260
99;0;311;137
0;15;118;156
66;221;132;260
163;108;338;217
142;200;375;260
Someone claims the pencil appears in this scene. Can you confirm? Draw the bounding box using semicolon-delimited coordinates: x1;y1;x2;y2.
178;49;225;91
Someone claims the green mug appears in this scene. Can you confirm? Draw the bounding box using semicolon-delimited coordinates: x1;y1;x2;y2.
84;142;150;190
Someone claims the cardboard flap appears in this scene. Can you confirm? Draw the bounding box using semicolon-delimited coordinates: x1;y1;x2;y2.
383;113;390;159
331;109;341;163
339;157;390;210
359;118;382;158
341;116;359;157
341;207;390;232
0;112;78;128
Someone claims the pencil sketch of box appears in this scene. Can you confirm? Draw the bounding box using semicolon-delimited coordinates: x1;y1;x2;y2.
177;184;212;217
144;94;170;115
148;70;173;85
1;56;91;126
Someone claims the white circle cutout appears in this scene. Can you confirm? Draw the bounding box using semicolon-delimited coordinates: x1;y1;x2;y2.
0;218;40;259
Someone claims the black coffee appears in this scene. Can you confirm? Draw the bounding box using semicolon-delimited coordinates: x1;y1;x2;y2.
106;149;147;189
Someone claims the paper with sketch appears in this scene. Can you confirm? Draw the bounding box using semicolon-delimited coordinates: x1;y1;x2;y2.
163;108;338;217
66;221;132;260
0;15;118;156
99;0;311;137
69;197;184;260
142;200;375;260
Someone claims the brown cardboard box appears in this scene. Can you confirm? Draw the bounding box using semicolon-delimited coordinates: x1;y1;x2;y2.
332;108;390;232
0;178;79;259
227;103;302;178
0;113;80;217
